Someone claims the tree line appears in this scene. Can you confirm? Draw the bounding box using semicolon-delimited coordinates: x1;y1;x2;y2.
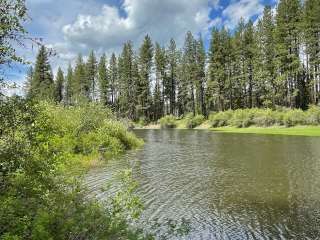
26;0;320;122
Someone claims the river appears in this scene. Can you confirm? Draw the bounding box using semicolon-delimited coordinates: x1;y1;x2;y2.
86;129;320;239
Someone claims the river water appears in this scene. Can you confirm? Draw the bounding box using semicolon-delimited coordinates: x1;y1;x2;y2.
86;130;320;239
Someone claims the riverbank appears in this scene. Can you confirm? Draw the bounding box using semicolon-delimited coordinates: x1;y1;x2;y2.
134;122;320;137
211;126;320;137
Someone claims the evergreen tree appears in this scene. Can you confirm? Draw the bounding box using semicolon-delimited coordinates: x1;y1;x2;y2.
208;28;231;111
86;50;97;101
98;53;108;105
118;42;137;119
195;36;207;116
138;35;153;120
109;53;118;108
303;0;320;104
181;31;197;115
166;38;178;115
255;6;277;107
275;0;305;108
154;42;166;119
54;67;64;103
28;46;54;100
244;20;256;108
73;54;86;101
65;64;73;105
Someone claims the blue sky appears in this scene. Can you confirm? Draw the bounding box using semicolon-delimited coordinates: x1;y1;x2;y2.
6;0;278;94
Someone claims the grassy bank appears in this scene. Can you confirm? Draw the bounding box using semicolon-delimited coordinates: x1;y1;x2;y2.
135;107;320;137
211;126;320;137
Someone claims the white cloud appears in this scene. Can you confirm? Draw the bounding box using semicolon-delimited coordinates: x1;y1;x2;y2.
59;0;218;58
222;0;264;28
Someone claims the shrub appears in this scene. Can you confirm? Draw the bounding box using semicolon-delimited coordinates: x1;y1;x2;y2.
283;109;306;127
230;109;254;128
159;115;177;129
209;110;233;127
253;109;281;127
137;116;147;126
185;114;205;129
0;98;150;240
306;105;320;125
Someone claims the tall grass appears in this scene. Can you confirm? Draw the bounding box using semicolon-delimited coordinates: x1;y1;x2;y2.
209;106;320;128
159;115;177;128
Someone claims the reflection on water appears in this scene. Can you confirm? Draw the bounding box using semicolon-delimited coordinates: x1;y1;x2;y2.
86;130;320;239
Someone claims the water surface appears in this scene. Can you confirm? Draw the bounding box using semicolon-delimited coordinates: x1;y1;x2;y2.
86;130;320;239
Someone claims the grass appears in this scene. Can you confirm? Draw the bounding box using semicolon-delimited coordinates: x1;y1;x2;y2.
211;126;320;137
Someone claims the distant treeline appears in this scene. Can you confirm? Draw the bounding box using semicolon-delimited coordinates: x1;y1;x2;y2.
26;0;320;121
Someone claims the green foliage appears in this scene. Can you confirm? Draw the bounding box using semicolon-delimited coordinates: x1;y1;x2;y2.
230;109;255;128
159;115;177;129
185;114;205;129
210;107;320;128
0;0;28;67
209;110;233;127
283;109;306;127
0;97;148;240
306;105;320;125
28;46;54;100
253;109;283;127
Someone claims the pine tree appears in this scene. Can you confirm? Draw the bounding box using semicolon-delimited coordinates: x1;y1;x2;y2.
244;20;256;108
28;46;54;100
138;35;153;120
255;6;277;107
303;0;320;104
118;42;137;119
208;28;231;111
195;36;206;116
275;0;305;108
65;64;73;105
54;67;64;103
232;19;247;109
154;42;166;120
181;31;197;115
98;53;108;105
109;53;118;108
86;50;97;101
73;54;86;102
166;38;178;115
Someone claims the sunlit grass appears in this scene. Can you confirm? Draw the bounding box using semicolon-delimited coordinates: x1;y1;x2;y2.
211;126;320;137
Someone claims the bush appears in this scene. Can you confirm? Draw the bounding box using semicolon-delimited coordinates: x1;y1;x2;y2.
253;109;283;127
306;105;320;125
230;109;254;128
159;115;177;129
0;98;150;240
137;116;147;126
209;110;233;127
283;109;306;127
185;114;205;129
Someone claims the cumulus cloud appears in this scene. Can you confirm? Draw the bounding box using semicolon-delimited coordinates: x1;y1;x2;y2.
222;0;264;28
60;0;218;57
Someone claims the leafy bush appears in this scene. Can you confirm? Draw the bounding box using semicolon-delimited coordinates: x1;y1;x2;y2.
159;115;177;129
230;109;255;128
137;116;147;127
185;114;205;129
0;98;149;240
306;105;320;125
283;109;306;127
209;110;233;127
253;109;283;127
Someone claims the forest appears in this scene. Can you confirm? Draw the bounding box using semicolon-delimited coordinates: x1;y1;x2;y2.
25;0;320;123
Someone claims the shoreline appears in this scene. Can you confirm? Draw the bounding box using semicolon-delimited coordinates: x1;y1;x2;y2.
133;122;320;137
